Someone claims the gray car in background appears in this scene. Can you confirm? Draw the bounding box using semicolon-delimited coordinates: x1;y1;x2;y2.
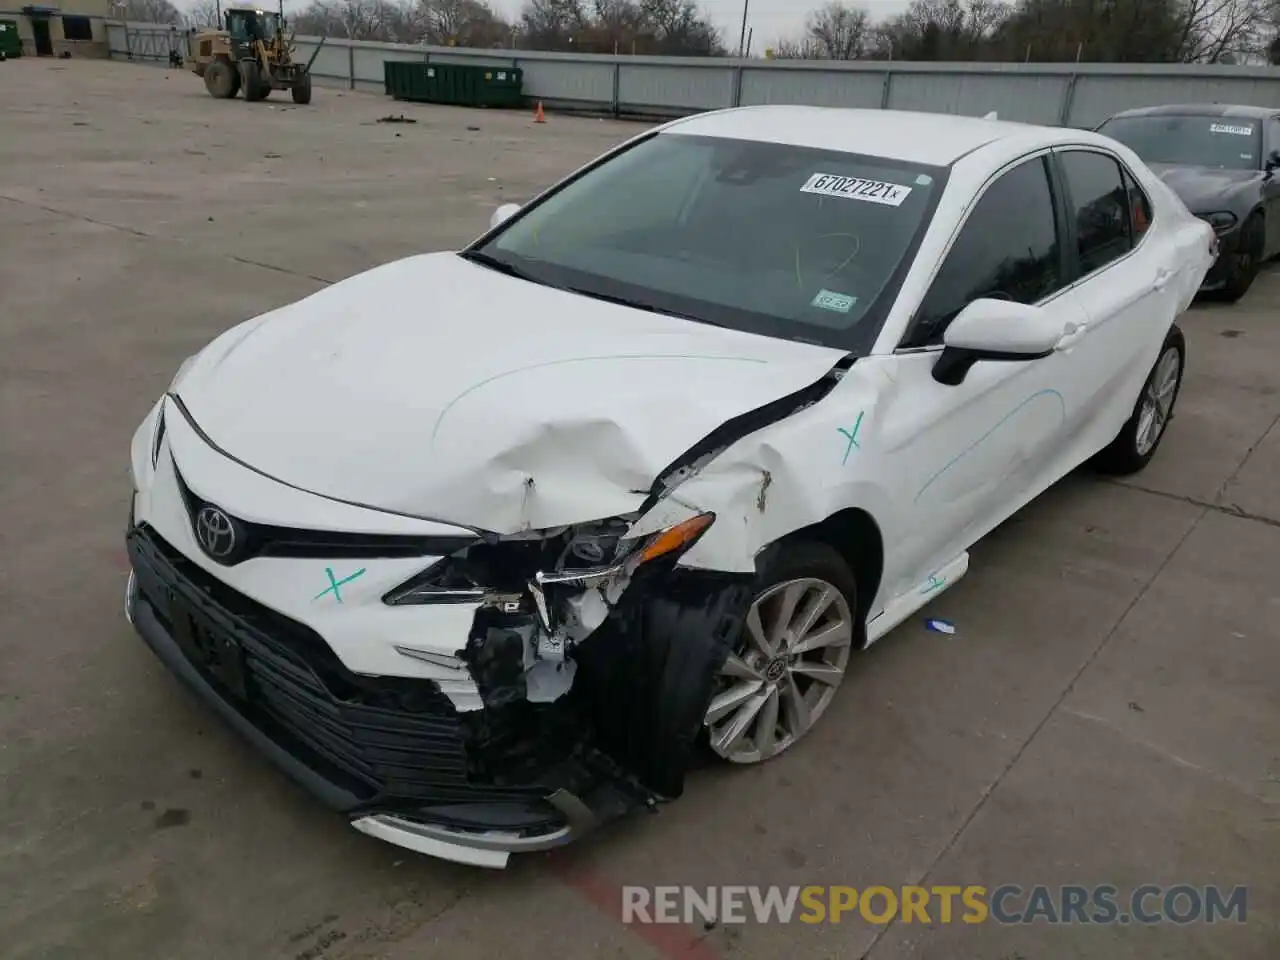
1097;103;1280;302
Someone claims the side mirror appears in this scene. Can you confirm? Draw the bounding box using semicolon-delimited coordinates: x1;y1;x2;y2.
1266;150;1280;173
490;203;521;231
932;298;1062;386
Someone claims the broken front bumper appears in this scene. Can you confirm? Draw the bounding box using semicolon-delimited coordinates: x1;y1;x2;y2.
125;523;750;866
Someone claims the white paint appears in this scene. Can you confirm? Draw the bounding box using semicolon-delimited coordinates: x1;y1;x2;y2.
489;202;520;230
943;298;1069;355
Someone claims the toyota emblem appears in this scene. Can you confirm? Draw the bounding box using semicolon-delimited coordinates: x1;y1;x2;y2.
195;505;237;560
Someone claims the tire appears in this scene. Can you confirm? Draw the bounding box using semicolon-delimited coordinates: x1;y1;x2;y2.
291;72;312;105
240;60;266;102
204;60;237;99
703;541;859;765
1093;324;1186;476
1220;213;1264;303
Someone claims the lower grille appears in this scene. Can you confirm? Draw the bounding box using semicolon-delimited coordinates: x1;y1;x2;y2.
128;525;553;811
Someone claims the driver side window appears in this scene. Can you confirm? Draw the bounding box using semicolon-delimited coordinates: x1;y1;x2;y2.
904;156;1065;348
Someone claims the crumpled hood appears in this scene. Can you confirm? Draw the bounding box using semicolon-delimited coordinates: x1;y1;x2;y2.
176;252;847;534
1147;163;1262;214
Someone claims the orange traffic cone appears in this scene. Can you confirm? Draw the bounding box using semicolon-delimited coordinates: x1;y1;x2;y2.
533;101;546;124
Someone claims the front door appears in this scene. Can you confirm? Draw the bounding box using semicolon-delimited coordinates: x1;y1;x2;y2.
31;16;52;56
877;152;1080;598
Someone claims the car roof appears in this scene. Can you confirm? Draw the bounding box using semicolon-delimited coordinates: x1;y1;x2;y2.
662;105;1066;167
1106;102;1277;121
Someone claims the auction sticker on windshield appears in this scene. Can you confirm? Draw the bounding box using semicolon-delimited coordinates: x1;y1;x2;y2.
801;173;913;206
1209;123;1254;137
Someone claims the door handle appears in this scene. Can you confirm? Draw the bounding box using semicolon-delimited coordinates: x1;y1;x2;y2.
1056;320;1088;351
1153;268;1173;291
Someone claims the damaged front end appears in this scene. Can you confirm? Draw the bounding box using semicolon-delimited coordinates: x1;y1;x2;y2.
382;511;755;810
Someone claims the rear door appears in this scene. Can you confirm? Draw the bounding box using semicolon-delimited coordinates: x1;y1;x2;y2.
1049;147;1180;464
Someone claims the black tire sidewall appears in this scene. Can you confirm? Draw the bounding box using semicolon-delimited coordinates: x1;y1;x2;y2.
1096;324;1185;474
1223;214;1263;301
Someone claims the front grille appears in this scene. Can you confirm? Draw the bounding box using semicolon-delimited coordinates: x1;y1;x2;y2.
169;457;478;565
127;525;552;811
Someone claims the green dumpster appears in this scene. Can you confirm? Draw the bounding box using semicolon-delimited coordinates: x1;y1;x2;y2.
384;61;523;109
0;19;22;58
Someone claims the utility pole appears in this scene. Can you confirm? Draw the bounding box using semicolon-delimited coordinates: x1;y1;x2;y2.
737;0;749;57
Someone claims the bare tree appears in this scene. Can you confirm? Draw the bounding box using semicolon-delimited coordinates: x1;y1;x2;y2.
185;0;222;28
1175;0;1272;62
120;0;183;23
804;2;872;59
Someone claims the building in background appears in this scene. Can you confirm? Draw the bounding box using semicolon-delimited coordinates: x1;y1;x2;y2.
1;0;111;57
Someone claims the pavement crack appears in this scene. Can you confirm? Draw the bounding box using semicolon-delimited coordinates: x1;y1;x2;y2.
1062;708;1278;804
0;193;153;238
1104;478;1280;530
0;194;333;285
860;503;1209;960
228;255;333;285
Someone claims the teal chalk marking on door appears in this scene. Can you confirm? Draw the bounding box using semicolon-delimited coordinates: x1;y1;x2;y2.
921;574;945;595
838;411;864;465
314;566;366;603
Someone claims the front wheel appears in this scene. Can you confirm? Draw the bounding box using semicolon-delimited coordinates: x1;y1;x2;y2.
1093;324;1185;475
240;60;266;102
704;542;858;764
291;72;312;105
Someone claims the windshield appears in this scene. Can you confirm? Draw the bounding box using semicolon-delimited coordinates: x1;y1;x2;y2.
469;133;946;353
1098;114;1262;171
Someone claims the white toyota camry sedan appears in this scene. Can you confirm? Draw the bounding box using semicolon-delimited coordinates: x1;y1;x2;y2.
125;106;1216;868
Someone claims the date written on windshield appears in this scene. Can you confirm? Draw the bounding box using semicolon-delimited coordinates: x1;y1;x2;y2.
801;173;913;207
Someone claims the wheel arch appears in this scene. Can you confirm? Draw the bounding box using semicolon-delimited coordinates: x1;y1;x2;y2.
756;506;884;644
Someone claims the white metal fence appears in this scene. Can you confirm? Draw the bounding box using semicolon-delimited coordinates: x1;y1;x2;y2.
106;21;1280;129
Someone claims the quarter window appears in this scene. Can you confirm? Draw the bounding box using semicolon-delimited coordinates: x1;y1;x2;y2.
1123;168;1153;240
1059;150;1133;275
906;156;1063;347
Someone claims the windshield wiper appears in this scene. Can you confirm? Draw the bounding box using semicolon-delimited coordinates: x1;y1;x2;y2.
562;286;720;327
459;250;548;285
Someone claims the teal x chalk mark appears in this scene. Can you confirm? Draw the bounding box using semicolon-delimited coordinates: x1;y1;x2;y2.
837;411;864;465
921;574;945;595
314;566;366;604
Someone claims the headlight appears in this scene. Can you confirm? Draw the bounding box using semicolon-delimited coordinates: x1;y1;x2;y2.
383;513;716;608
1198;211;1237;234
169;353;198;393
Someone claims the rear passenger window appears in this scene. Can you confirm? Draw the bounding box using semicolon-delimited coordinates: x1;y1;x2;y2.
1060;150;1132;274
906;156;1063;347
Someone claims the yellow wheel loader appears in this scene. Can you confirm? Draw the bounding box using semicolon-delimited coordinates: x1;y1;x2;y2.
188;6;325;105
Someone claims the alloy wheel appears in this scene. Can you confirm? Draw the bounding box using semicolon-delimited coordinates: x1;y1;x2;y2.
1135;346;1181;456
705;577;854;764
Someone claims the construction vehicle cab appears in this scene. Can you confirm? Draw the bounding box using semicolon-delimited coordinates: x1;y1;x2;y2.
188;6;323;105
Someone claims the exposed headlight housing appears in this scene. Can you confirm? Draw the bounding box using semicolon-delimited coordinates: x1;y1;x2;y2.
1197;211;1237;234
383;513;715;610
